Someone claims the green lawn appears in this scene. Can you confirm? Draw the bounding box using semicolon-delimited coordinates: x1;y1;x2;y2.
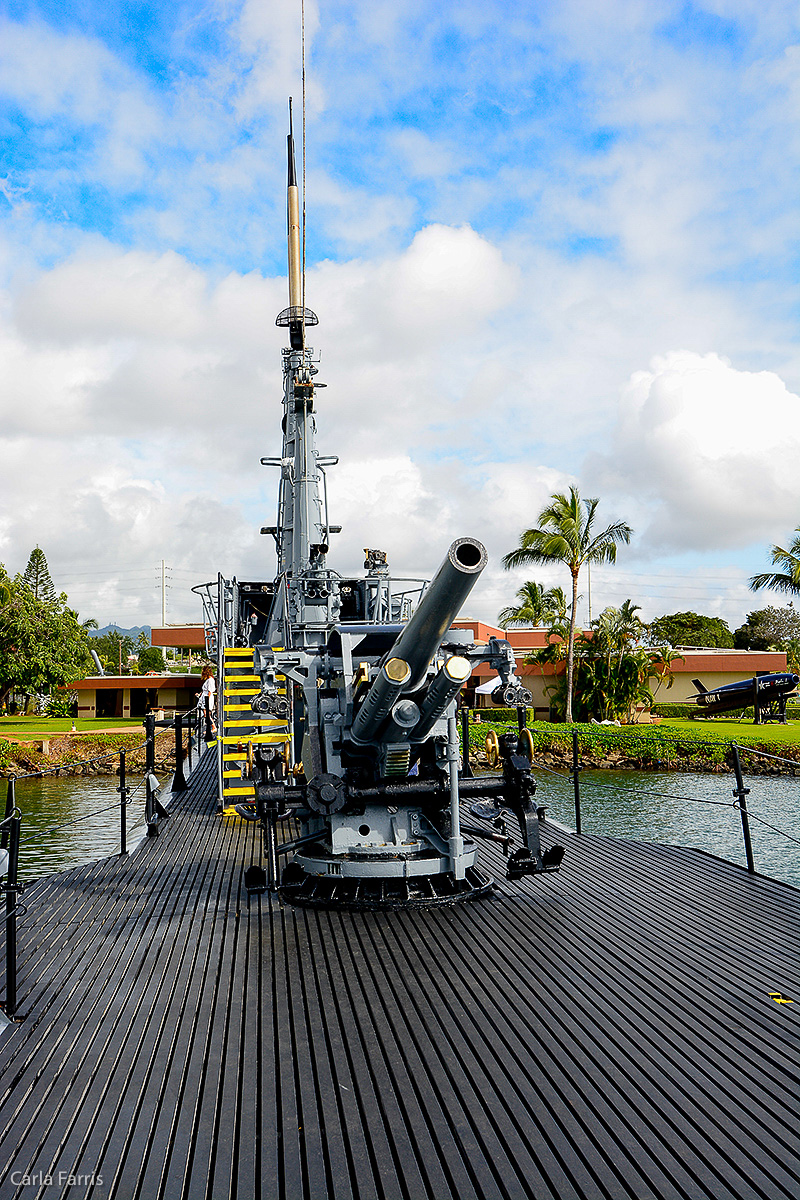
471;715;800;769
0;717;143;739
475;715;800;746
654;717;800;745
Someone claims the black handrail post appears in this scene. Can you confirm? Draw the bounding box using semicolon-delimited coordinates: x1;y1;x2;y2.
172;713;188;792
731;743;755;873
460;708;473;778
144;714;158;837
4;811;21;1017
1;779;14;852
118;749;128;856
187;711;194;772
572;730;582;835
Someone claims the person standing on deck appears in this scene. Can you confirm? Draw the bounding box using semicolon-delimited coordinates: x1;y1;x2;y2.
197;664;216;740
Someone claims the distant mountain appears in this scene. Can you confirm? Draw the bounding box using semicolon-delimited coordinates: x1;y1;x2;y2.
89;625;152;639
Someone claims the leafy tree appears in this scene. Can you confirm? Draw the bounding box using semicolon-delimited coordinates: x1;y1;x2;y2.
0;566;11;607
46;690;78;717
750;527;800;596
137;646;166;673
591;601;646;719
92;630;136;674
498;581;567;628
733;606;800;650
0;577;93;709
21;546;56;602
503;486;632;722
646;611;734;649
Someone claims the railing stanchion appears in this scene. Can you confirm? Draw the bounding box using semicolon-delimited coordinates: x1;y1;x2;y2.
187;712;194;771
572;730;582;835
1;779;14;852
731;743;755;873
460;708;473;778
2;799;21;1018
144;714;158;837
172;713;188;792
118;750;128;855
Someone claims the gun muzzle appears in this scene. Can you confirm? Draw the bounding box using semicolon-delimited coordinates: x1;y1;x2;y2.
413;656;472;740
389;538;487;692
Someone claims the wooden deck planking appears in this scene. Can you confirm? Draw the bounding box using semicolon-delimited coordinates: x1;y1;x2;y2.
0;749;797;1200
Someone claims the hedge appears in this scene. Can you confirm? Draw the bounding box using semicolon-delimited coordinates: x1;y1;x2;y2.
468;719;800;771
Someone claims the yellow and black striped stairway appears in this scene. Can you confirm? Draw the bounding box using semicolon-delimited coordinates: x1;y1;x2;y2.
219;647;290;814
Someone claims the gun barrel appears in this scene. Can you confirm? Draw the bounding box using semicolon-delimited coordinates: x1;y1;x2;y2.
413;655;472;740
390;538;487;692
351;657;412;744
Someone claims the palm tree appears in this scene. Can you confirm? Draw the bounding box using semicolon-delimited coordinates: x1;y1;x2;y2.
591;601;646;719
750;527;800;595
498;581;566;628
503;486;632;722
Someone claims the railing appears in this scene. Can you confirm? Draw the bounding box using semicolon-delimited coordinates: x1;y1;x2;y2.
471;719;800;880
561;734;800;876
0;709;206;1019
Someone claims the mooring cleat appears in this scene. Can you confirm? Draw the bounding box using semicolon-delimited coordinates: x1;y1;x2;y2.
506;844;566;880
234;801;260;820
244;865;268;893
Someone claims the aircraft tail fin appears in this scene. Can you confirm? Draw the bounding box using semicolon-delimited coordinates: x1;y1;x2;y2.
691;678;708;694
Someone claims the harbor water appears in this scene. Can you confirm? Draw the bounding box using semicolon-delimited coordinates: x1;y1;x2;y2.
5;766;799;888
533;766;800;888
9;774;160;881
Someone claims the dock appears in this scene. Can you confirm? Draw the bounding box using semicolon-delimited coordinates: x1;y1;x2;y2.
0;751;798;1200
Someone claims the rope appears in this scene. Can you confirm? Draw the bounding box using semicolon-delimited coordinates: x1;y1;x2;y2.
21;800;131;841
530;756;800;843
744;811;800;846
735;744;800;768
11;738;151;780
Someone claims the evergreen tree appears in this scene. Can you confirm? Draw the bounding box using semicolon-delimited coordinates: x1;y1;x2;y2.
0;578;92;709
21;546;56;602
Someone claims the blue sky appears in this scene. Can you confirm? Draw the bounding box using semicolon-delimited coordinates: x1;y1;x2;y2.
1;0;799;627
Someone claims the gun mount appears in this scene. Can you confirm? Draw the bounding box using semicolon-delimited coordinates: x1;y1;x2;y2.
194;102;564;908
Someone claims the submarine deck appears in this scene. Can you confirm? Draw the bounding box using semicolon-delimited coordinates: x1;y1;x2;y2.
0;750;798;1200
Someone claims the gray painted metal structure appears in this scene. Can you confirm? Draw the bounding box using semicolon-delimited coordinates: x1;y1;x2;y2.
190;109;548;903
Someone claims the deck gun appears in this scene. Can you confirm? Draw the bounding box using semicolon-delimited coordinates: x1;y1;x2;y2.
201;103;564;908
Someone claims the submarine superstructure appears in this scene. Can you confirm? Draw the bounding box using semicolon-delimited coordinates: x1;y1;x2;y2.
196;104;564;907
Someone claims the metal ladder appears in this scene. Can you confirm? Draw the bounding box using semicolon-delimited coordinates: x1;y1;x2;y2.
219;647;290;812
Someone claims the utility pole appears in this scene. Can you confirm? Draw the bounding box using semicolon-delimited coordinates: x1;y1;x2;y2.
156;560;172;627
587;560;592;626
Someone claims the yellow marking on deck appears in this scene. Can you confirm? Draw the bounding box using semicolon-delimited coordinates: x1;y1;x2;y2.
220;729;289;739
769;992;794;1004
225;718;287;728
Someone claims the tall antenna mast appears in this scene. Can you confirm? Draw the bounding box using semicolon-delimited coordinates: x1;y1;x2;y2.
301;0;307;323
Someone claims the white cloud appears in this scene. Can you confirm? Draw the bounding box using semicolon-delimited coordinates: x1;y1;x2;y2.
588;350;800;552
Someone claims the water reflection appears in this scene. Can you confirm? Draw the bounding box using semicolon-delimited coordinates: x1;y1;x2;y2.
535;767;800;888
9;774;154;881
